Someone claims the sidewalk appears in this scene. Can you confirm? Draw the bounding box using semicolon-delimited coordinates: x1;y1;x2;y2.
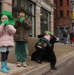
0;43;74;75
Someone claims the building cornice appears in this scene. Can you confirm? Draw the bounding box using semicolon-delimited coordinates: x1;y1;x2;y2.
43;0;54;7
31;0;41;7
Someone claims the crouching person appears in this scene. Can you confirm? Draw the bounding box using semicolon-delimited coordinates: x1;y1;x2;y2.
0;10;16;73
31;31;51;63
31;31;57;70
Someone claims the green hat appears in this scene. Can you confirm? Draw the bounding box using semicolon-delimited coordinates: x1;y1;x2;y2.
48;31;53;35
0;10;15;25
44;31;49;34
44;31;53;35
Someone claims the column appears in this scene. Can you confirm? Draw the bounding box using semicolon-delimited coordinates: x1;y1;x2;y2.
2;0;12;12
35;5;41;36
51;12;54;35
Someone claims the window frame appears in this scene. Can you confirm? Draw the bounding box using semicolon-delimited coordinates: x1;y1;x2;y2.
67;0;69;6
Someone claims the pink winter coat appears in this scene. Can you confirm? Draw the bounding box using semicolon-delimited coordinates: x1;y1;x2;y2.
0;23;16;47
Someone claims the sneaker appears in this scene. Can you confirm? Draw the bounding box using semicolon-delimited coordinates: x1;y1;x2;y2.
17;62;22;67
22;62;27;67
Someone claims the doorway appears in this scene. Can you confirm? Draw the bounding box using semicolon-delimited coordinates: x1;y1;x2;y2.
57;26;70;42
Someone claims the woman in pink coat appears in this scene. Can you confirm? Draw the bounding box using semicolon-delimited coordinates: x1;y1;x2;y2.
0;10;16;73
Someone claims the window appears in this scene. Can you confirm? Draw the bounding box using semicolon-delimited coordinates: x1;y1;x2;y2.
60;0;63;6
41;8;51;34
67;11;69;17
60;11;63;17
12;0;35;37
67;0;69;6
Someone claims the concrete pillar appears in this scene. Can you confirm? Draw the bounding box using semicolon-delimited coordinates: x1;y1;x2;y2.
35;5;41;36
51;12;54;35
2;0;12;12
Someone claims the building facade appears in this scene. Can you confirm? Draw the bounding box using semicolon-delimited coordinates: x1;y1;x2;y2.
0;0;55;37
54;0;72;41
71;0;74;32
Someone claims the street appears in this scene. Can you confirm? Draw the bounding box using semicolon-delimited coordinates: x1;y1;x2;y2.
43;57;74;75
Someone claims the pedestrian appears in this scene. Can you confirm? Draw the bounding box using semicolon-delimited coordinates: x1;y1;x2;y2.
70;32;74;45
0;10;16;73
14;8;32;67
63;30;68;44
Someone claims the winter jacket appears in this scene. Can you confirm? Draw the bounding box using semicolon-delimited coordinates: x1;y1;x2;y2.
14;19;31;42
35;37;50;49
0;23;16;47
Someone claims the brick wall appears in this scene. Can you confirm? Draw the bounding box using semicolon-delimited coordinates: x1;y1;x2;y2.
54;0;72;35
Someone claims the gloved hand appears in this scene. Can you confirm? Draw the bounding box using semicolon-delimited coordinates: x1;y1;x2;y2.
19;17;24;23
4;19;9;25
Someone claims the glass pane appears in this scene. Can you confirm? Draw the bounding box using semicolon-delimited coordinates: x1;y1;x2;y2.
41;8;51;34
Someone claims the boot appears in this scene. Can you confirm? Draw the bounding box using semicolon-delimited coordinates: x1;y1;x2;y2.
1;62;9;73
5;61;11;70
51;65;57;70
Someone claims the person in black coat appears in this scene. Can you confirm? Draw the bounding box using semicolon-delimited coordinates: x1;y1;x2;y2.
31;31;51;63
31;32;57;70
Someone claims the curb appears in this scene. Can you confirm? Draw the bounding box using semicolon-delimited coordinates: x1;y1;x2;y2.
14;51;74;75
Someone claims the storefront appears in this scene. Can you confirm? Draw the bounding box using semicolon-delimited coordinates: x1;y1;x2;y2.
12;0;35;37
40;8;51;34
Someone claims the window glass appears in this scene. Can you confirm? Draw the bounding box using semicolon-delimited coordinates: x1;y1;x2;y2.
41;8;51;34
60;0;63;6
67;11;69;17
60;11;63;17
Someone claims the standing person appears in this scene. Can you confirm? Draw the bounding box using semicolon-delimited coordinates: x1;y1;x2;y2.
14;8;31;67
0;10;16;73
63;30;68;44
70;32;74;45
